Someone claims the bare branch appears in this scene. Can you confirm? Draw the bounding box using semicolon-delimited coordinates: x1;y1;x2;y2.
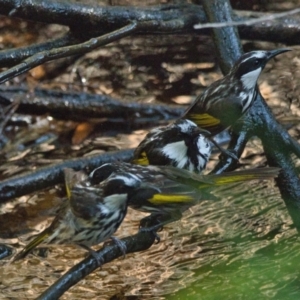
0;149;134;203
0;86;184;122
0;23;138;84
35;228;157;300
0;3;300;69
0;32;84;68
194;7;300;29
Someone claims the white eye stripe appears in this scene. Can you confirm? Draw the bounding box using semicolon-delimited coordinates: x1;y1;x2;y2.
107;174;140;186
175;119;197;133
89;163;111;178
240;51;266;63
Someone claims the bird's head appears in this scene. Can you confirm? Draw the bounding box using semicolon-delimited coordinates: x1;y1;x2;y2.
102;173;141;198
230;49;290;90
173;119;210;137
88;163;116;185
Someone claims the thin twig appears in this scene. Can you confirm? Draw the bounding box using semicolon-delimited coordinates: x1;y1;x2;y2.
0;86;184;122
194;7;300;29
35;229;157;300
0;23;138;84
0;32;83;67
0;99;19;134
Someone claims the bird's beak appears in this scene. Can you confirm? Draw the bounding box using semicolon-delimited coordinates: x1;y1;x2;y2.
267;48;291;60
193;127;210;137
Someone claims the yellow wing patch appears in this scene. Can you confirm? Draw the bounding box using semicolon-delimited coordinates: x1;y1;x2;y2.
213;174;256;185
199;174;260;189
25;232;50;251
188;113;220;127
133;151;150;166
149;194;194;205
14;231;50;261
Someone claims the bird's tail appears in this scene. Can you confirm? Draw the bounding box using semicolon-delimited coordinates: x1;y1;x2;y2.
201;167;280;187
158;166;280;189
13;231;50;261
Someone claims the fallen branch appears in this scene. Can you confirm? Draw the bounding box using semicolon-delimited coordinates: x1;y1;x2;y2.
0;32;82;68
0;149;134;203
36;231;156;300
0;86;184;122
0;23;138;84
35;228;157;300
1;2;300;68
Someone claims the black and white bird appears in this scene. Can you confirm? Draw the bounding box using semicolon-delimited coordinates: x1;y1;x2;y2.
89;162;279;229
14;168;140;262
133;119;212;173
183;49;290;136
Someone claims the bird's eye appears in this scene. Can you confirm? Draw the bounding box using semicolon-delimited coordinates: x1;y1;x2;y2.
254;59;259;65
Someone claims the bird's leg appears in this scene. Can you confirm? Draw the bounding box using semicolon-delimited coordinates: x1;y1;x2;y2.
139;211;182;243
79;244;104;267
139;214;164;243
102;236;127;258
209;137;239;161
110;236;127;258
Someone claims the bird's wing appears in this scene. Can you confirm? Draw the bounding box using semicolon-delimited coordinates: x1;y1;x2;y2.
156;165;280;190
128;182;200;214
13;228;52;261
183;86;245;134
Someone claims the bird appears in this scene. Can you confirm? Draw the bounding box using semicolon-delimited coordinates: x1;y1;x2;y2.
13;168;141;262
183;49;290;136
132;119;212;173
89;162;280;230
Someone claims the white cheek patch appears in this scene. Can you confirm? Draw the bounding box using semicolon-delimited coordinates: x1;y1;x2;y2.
161;141;188;169
197;136;211;156
196;136;212;171
109;175;139;187
241;67;261;90
103;194;128;210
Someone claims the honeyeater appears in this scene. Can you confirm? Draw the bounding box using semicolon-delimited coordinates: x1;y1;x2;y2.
89;162;279;230
14;168;140;262
183;49;290;136
133;119;211;173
